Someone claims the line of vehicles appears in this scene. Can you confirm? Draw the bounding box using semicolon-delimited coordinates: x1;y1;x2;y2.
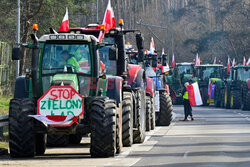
166;62;250;110
9;20;173;158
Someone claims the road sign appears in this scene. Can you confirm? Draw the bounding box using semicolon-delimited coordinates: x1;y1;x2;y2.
37;86;84;126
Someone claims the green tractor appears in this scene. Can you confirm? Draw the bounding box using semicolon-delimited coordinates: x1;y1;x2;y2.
166;63;195;104
9;26;123;158
194;64;224;106
222;65;250;110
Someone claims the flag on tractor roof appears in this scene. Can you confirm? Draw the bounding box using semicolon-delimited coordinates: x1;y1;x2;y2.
98;0;116;42
58;8;69;33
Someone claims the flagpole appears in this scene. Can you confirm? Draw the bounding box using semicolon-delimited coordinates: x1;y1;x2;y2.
96;0;99;23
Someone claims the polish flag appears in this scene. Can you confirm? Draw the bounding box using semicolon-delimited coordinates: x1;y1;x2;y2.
187;82;203;106
247;58;250;65
198;57;201;65
243;57;247;66
227;57;230;75
98;0;116;42
58;8;69;33
162;48;165;55
213;57;216;64
149;37;155;54
171;53;175;67
195;53;199;65
232;58;235;67
29;115;78;125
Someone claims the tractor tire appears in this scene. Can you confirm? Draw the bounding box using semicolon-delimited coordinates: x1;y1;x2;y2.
230;90;241;109
9;98;36;158
201;87;209;106
133;90;146;144
69;133;83;145
150;97;156;130
146;96;151;131
156;92;173;126
242;90;250;111
122;91;133;147
47;134;69;147
220;88;225;108
224;87;231;109
90;97;117;157
35;133;46;155
214;81;222;107
116;109;122;154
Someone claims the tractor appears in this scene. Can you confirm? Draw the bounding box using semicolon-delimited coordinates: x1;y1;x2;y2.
166;63;195;104
145;52;173;126
222;65;250;110
194;64;224;106
10;25;123;158
68;21;147;147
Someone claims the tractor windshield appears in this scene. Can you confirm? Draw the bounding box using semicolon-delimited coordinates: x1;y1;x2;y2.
42;43;92;75
237;68;250;81
201;67;222;80
99;46;117;75
177;65;193;75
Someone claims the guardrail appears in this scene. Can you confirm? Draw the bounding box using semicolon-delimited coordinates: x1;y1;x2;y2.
0;115;8;137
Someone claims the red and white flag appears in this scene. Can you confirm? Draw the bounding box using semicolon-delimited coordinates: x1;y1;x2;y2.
29;115;76;125
232;58;235;67
98;0;116;42
58;8;69;33
227;57;230;75
187;82;203;106
149;37;155;54
208;79;211;96
171;53;175;67
162;48;165;55
198;57;201;65
195;53;199;65
247;58;250;65
243;57;247;66
213;57;216;64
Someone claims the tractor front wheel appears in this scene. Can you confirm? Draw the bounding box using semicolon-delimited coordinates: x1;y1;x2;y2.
156;92;173;126
9;98;36;158
90;97;117;157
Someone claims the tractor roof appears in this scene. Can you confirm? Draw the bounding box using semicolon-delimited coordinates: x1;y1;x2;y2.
232;65;250;69
195;64;224;67
176;62;194;65
39;33;99;43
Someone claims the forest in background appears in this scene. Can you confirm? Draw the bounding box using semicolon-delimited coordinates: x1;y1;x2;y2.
0;0;249;74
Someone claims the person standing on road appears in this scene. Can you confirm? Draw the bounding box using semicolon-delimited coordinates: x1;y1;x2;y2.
182;82;194;121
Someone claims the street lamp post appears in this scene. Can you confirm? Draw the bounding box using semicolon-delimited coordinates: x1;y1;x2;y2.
16;0;20;78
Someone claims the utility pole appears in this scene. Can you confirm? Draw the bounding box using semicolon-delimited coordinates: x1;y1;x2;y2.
16;0;20;78
96;0;99;23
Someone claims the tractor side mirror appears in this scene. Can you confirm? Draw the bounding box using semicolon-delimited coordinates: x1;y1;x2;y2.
136;33;144;50
162;54;168;66
109;46;118;60
152;55;157;68
12;48;21;60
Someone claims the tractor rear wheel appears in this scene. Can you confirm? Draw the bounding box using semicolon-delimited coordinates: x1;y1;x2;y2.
47;134;69;147
214;81;222;107
90;97;117;157
150;97;156;130
156;92;173;126
133;90;146;143
201;87;209;106
9;98;36;158
122;92;133;147
230;90;241;109
146;96;151;131
242;90;250;111
224;87;231;109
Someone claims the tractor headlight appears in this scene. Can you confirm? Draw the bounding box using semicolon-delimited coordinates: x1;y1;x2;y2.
58;35;66;40
49;35;57;40
76;35;84;40
68;35;75;40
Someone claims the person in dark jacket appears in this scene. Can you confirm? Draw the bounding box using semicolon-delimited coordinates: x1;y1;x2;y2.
182;82;194;121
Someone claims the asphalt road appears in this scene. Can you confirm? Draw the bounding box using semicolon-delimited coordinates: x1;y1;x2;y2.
1;105;250;167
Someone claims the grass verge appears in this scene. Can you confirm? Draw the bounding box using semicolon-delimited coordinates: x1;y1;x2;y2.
0;95;12;115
